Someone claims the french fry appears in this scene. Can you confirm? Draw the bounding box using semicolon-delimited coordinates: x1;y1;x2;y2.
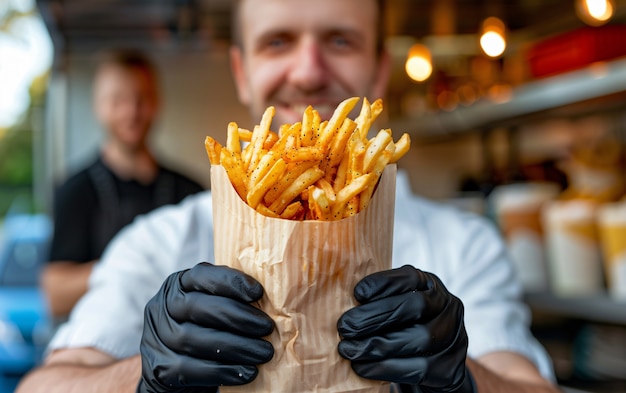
347;132;366;182
343;196;360;218
263;161;318;206
247;158;287;209
281;201;305;220
332;152;349;193
269;167;325;215
368;99;384;133
316;178;336;202
256;204;280;218
237;127;253;142
332;172;375;217
205;136;222;165
327;118;357;169
242;125;259;171
270;125;299;156
227;122;241;154
390;133;410;163
248;151;278;190
263;131;279;150
316;97;359;153
363;129;392;173
220;149;248;201
205;97;411;221
283;146;324;163
301;106;316;147
309;187;332;221
249;106;275;173
360;144;394;211
355;97;372;140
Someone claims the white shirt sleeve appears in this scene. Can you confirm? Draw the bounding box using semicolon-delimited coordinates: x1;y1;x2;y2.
448;212;555;381
393;172;555;381
47;192;214;358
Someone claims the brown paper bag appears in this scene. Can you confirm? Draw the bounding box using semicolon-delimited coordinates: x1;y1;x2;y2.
211;164;397;393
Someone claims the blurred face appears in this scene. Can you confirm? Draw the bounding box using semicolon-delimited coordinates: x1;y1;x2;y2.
230;0;390;126
93;65;159;149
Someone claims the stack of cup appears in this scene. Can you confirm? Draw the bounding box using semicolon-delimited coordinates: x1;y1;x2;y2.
542;200;604;297
490;183;560;292
597;202;626;301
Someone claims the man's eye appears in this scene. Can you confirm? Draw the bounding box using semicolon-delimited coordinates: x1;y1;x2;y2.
328;34;361;53
331;36;349;47
264;35;291;52
268;38;285;47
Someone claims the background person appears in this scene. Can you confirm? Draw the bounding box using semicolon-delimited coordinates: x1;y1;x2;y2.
19;1;559;392
41;49;204;320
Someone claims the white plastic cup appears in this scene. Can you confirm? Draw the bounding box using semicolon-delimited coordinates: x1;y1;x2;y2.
490;183;560;292
543;200;604;297
597;202;626;301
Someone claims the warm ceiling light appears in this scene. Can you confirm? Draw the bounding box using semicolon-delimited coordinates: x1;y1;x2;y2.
577;0;614;25
479;17;506;58
405;43;433;82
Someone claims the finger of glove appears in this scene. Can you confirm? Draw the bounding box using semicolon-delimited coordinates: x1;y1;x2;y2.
352;323;469;388
338;315;457;361
156;323;274;364
354;267;451;316
351;350;465;387
167;290;274;337
145;353;260;389
350;356;429;384
338;289;446;339
417;320;469;391
353;265;433;303
180;263;264;303
142;287;273;367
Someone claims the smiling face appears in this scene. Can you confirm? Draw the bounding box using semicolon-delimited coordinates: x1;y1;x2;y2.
93;63;160;150
230;0;390;127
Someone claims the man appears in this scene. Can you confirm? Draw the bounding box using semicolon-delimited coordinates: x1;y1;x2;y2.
18;1;560;392
41;49;204;319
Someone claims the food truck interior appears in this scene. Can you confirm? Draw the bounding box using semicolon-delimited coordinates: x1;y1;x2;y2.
1;0;626;392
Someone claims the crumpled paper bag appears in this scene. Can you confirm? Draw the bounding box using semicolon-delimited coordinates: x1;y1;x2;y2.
211;164;397;393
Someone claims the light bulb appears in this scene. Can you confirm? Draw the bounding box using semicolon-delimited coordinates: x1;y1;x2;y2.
479;17;506;58
480;31;506;57
405;44;432;82
577;0;614;25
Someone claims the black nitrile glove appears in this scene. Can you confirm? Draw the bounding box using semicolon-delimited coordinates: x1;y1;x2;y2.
137;262;275;393
337;265;476;393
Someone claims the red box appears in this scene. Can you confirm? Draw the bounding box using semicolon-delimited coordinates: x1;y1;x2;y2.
527;25;626;78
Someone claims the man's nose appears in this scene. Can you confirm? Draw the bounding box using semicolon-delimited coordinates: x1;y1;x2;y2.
287;38;328;92
122;97;142;117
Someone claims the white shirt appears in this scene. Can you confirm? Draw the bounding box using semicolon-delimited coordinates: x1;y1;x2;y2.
48;171;555;380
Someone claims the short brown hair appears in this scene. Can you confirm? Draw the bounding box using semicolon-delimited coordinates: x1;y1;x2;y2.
94;48;158;81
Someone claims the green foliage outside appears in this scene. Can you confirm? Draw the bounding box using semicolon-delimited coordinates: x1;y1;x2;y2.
0;5;48;218
0;73;49;217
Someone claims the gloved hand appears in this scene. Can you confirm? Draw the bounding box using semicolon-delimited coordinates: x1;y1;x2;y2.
337;265;476;393
137;262;275;393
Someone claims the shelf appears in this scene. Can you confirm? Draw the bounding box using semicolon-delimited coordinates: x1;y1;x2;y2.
524;291;626;325
392;57;626;138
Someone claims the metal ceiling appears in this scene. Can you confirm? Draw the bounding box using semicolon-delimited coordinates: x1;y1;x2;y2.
37;0;233;66
36;0;626;67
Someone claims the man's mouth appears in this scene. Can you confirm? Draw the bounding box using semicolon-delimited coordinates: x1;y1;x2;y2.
281;102;336;121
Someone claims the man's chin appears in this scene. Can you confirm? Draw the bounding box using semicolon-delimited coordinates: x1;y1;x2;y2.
115;132;148;149
266;105;297;127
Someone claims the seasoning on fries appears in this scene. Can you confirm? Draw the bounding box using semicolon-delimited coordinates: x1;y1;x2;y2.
205;97;411;221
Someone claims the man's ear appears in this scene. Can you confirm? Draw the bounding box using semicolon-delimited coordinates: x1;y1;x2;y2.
229;46;251;106
371;49;392;100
